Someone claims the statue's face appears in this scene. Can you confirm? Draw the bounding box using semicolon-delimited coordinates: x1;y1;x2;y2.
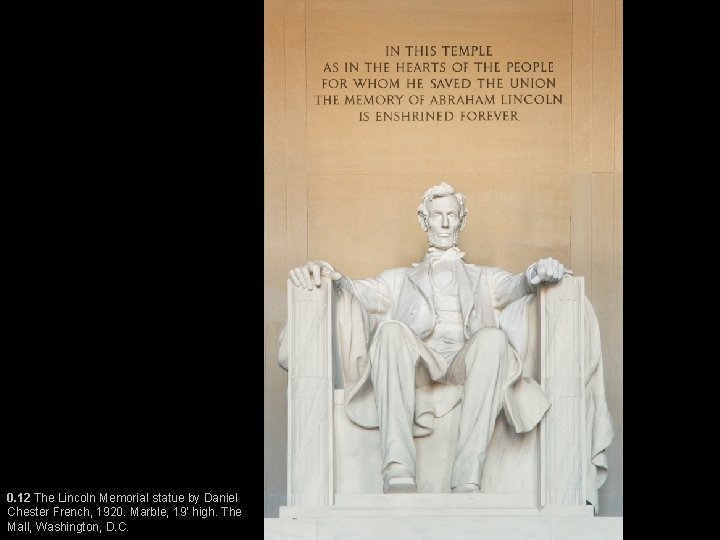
426;195;462;249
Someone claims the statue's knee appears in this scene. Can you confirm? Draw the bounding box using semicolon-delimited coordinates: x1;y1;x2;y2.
474;327;508;350
376;321;408;343
372;322;415;369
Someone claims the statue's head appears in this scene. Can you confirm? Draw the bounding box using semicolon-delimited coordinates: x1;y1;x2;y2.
417;182;467;249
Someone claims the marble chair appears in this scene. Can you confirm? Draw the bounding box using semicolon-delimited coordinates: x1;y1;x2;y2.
278;276;613;517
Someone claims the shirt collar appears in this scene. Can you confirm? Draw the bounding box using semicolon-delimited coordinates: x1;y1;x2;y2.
426;246;465;261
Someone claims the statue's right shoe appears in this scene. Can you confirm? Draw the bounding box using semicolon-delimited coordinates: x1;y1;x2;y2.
382;464;417;493
383;475;416;493
452;483;481;493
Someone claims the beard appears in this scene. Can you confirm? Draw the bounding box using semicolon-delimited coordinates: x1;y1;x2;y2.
427;229;459;249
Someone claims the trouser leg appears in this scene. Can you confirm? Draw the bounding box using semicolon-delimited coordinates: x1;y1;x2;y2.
369;321;444;479
449;327;509;489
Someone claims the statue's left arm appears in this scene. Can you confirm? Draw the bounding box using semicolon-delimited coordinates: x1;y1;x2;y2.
489;257;568;309
487;267;535;310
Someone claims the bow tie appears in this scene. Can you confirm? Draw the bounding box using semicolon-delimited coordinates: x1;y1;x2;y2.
426;246;465;261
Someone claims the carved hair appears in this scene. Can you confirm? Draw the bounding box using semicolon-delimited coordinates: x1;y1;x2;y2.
417;181;467;232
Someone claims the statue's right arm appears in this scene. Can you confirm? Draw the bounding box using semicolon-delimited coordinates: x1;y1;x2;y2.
288;260;392;316
289;260;342;289
335;273;392;316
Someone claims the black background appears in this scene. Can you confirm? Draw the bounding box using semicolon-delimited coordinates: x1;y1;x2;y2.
6;4;264;537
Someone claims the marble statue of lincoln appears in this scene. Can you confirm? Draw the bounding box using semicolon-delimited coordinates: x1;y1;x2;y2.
288;182;570;494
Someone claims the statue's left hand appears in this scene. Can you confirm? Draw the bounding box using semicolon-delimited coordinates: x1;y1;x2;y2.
527;258;571;285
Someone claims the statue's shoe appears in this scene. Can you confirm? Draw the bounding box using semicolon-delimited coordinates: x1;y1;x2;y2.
452;483;480;493
382;464;416;493
383;475;416;493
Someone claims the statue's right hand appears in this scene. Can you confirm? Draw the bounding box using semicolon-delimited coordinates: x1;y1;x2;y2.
289;261;342;290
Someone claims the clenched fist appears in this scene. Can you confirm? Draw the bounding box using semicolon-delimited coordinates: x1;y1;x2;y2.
526;257;572;286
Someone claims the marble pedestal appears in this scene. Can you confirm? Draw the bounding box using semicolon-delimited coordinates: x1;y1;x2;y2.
265;514;622;540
